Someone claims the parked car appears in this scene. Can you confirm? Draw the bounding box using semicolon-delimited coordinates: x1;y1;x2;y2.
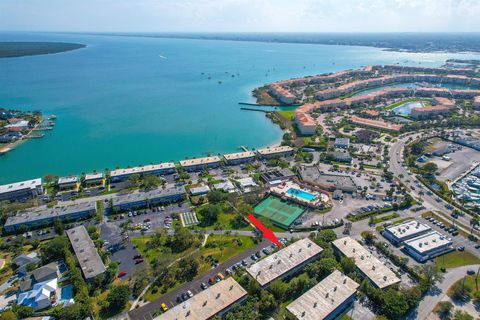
187;290;193;298
201;282;208;290
161;303;168;312
135;259;144;264
118;271;127;278
457;246;465;251
467;270;476;275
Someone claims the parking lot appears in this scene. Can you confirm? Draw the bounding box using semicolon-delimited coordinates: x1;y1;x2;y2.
129;239;272;320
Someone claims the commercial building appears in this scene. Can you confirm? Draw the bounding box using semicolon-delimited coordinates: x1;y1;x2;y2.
0;178;44;202
329;151;352;163
286;270;359;320
332;237;400;289
4;202;97;233
179;156;222;172
57;176;79;191
106;186;186;213
256;146;293;159
84;172;105;187
154;277;247;320
403;231;453;262
223;151;256;165
383;220;431;245
247;238;323;287
66;226;106;280
109;162;175;182
299;167;357;193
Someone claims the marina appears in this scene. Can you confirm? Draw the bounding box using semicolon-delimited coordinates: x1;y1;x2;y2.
452;164;480;209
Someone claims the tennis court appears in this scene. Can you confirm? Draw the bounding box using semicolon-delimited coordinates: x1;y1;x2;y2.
254;196;305;229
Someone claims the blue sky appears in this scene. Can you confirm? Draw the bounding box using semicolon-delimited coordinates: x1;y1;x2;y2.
1;0;479;32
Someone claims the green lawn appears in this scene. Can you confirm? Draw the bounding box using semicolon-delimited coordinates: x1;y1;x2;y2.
435;250;480;270
371;212;400;224
198;234;256;273
131;236;197;265
194;210;254;231
277;110;295;121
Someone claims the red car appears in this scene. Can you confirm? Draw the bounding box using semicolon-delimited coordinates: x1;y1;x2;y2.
118;271;127;278
208;277;215;285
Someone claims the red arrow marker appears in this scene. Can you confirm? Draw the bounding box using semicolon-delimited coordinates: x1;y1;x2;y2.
247;214;283;248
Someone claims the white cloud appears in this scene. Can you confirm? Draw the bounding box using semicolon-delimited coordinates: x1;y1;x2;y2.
0;0;479;32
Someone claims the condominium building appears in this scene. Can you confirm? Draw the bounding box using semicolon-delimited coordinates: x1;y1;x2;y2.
109;162;175;182
286;270;359;320
4;202;97;233
247;238;323;287
332;237;400;289
256;146;293;159
66;226;106;280
57;176;79;191
223;151;256;165
0;178;43;202
179;156;221;172
154;278;247;320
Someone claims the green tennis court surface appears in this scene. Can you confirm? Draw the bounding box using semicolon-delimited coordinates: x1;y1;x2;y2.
254;196;304;229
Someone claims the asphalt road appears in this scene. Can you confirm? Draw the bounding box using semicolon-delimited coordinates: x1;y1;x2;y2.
389;133;479;237
407;264;480;320
128;239;269;320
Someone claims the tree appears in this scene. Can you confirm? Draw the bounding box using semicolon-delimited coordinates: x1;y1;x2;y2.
105;285;131;312
453;310;474;320
317;229;337;243
422;162;438;176
380;289;410;320
305;257;337;280
127;173;141;187
55;302;90;320
207;190;225;204
40;236;69;263
436;301;453;319
258;290;276;314
141;175;161;190
420;264;444;290
340;257;356;274
168;226;197;252
53;218;64;235
11;305;34;319
199;205;220;226
269;279;289;301
0;311;16;320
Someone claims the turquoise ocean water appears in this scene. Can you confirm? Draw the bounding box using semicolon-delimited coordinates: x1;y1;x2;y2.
0;32;479;184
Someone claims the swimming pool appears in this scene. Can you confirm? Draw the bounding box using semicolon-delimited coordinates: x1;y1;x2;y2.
287;188;317;201
59;284;74;303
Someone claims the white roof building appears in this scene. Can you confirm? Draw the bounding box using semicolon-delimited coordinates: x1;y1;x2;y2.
256;146;293;157
383;220;431;244
154;277;247;320
213;180;236;192
190;185;211;196
286;270;359;320
332;237;400;289
247;238;323;287
403;231;453;262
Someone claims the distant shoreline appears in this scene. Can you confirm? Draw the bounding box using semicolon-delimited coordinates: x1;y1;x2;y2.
0;42;86;58
81;32;480;54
